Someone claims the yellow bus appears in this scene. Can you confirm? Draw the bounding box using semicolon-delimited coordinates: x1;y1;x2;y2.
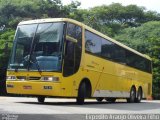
6;18;152;104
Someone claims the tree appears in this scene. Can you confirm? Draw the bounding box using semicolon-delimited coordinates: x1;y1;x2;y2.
0;0;80;28
69;3;160;37
0;28;15;95
148;38;160;99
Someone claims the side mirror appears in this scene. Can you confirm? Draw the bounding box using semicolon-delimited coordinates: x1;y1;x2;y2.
66;35;77;43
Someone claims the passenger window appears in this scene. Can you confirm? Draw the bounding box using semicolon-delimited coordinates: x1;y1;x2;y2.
112;45;126;63
85;30;101;55
101;38;114;60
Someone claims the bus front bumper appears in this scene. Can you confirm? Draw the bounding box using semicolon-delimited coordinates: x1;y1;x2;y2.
6;81;61;96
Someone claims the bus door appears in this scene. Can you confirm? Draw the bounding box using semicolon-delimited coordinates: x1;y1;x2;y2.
62;22;82;96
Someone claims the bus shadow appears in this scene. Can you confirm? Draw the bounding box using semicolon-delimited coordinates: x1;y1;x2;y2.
16;100;160;111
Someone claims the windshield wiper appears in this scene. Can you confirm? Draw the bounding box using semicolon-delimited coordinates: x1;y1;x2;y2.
26;25;42;74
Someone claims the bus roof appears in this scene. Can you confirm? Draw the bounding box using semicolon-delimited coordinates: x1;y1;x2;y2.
18;18;151;60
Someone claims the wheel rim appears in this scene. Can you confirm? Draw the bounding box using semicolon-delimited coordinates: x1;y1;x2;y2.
131;89;135;102
137;90;142;101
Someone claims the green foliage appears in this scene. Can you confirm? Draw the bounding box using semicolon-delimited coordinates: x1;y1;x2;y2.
69;3;160;37
0;28;15;79
0;0;80;28
115;21;160;52
148;38;160;99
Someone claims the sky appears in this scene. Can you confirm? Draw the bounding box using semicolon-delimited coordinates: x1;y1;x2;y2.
61;0;160;13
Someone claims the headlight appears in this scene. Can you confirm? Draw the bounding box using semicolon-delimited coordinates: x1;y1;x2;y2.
7;76;16;81
17;76;26;81
41;76;59;82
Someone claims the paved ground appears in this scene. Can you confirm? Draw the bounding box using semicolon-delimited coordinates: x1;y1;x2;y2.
0;97;160;120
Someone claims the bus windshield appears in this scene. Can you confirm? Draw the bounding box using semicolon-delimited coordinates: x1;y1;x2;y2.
9;22;64;72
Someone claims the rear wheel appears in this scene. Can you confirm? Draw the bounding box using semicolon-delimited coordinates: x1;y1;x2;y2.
96;97;103;102
37;96;45;103
136;88;142;103
76;82;86;105
127;87;136;103
105;98;116;103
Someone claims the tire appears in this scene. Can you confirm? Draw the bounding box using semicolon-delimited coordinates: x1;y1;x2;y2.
136;88;142;103
96;97;103;102
76;82;86;105
105;98;116;103
37;96;45;103
127;87;136;103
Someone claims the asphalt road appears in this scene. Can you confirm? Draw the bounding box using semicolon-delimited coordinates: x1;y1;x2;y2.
0;97;160;120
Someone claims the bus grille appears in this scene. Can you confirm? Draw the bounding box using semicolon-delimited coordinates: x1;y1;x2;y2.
28;77;41;80
16;76;41;80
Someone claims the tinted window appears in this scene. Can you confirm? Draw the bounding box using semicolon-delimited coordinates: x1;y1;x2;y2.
126;51;151;73
63;41;75;76
145;60;152;73
85;30;101;55
101;38;114;60
112;45;126;63
67;23;82;41
85;29;151;73
101;38;125;63
67;23;82;74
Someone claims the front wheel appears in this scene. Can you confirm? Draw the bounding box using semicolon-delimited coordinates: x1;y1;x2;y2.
76;82;86;105
37;96;45;103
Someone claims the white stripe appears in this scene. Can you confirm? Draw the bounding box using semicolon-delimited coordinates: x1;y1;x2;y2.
93;90;130;98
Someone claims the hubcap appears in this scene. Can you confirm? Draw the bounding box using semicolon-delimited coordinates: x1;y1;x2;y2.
138;91;141;101
131;89;135;101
